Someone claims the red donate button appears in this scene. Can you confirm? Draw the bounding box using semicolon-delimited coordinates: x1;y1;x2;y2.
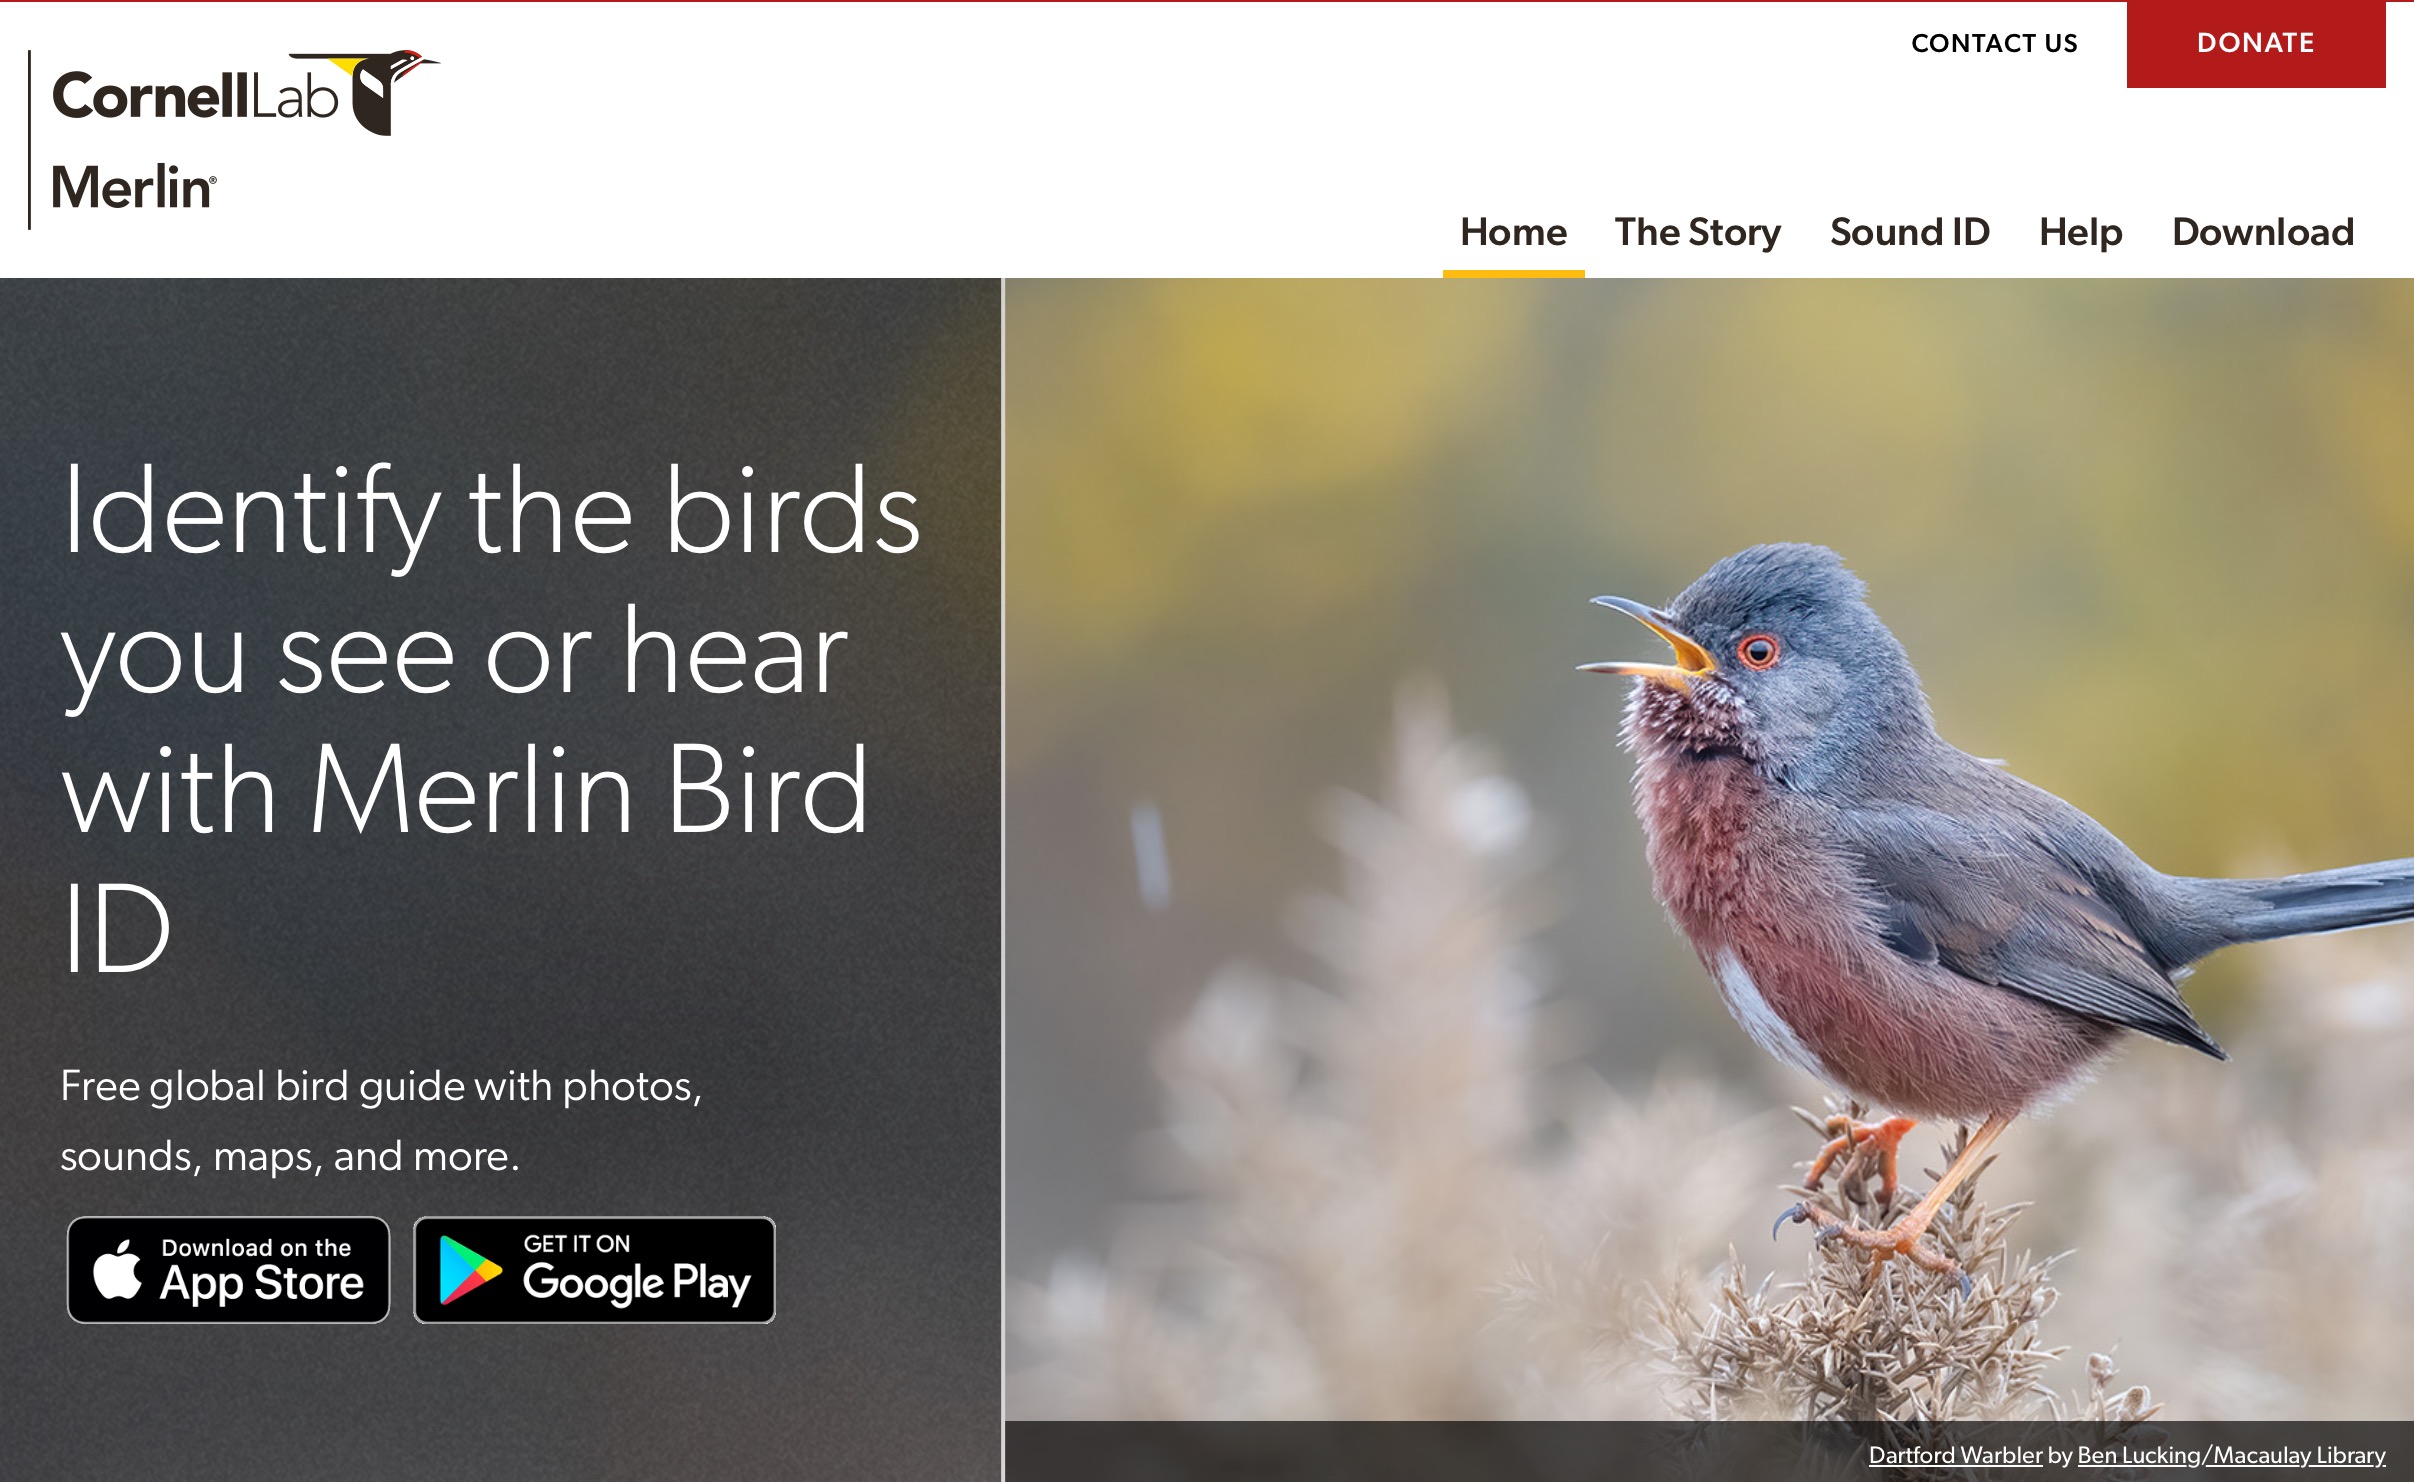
2128;0;2384;87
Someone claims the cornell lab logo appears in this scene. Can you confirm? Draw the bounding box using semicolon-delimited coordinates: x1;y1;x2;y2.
290;51;438;135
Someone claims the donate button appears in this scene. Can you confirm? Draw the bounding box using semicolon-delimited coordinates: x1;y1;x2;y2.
2128;0;2385;87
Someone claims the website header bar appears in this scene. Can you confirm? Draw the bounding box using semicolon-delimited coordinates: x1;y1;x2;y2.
2;3;2406;277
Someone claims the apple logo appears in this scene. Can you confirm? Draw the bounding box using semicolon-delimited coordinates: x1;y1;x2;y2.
93;1238;141;1300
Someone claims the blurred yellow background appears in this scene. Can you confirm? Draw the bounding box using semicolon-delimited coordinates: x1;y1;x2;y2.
1004;280;2414;1329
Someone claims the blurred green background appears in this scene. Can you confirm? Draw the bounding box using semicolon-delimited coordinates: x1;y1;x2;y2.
1004;279;2414;1277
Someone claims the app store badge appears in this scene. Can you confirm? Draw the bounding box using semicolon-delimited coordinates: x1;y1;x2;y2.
67;1216;389;1323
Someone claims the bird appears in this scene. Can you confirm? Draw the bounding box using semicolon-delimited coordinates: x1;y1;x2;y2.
290;51;436;136
1583;542;2414;1288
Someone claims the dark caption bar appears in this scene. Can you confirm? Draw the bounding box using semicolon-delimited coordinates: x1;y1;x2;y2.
1008;1422;2407;1481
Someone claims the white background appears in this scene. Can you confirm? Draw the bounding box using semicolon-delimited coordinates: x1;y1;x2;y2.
2;2;2405;276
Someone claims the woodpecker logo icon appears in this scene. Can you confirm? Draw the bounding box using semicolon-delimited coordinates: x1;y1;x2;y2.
289;50;435;135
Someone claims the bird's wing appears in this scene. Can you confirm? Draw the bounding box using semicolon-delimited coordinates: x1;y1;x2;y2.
1831;803;2225;1057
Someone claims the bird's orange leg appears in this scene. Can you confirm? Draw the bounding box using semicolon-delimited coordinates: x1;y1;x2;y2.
1804;1114;1920;1206
1780;1113;2014;1294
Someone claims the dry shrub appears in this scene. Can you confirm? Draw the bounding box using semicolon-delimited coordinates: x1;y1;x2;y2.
1653;1111;2158;1422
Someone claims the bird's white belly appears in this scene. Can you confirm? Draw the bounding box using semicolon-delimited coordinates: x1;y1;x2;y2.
1712;949;1830;1083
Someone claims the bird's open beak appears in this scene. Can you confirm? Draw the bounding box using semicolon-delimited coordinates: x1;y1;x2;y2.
1580;595;1717;688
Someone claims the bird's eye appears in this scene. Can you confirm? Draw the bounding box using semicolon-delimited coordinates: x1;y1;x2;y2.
1737;634;1780;670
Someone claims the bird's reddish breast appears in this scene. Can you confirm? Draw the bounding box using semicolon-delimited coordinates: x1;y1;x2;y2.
1628;740;2112;1119
1632;749;1771;937
1629;745;1862;1082
1630;747;1864;1004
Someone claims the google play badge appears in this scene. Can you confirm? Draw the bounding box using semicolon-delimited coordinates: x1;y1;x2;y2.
438;1237;503;1305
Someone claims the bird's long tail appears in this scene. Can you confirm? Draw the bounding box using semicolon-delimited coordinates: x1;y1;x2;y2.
2223;857;2414;944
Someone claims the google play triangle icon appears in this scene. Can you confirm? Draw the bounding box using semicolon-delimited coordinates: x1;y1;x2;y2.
438;1236;504;1304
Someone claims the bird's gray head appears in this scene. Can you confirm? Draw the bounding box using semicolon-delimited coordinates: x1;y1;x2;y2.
1584;543;1934;788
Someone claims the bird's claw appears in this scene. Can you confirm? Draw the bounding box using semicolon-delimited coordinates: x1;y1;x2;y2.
1772;1198;1968;1291
1773;1199;1851;1247
1804;1115;1919;1208
1858;1228;1970;1293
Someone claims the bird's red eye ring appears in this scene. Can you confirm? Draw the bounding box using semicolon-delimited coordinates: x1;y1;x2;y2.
1737;634;1780;670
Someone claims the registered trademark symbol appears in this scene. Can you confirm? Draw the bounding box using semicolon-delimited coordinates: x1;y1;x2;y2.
209;177;218;185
